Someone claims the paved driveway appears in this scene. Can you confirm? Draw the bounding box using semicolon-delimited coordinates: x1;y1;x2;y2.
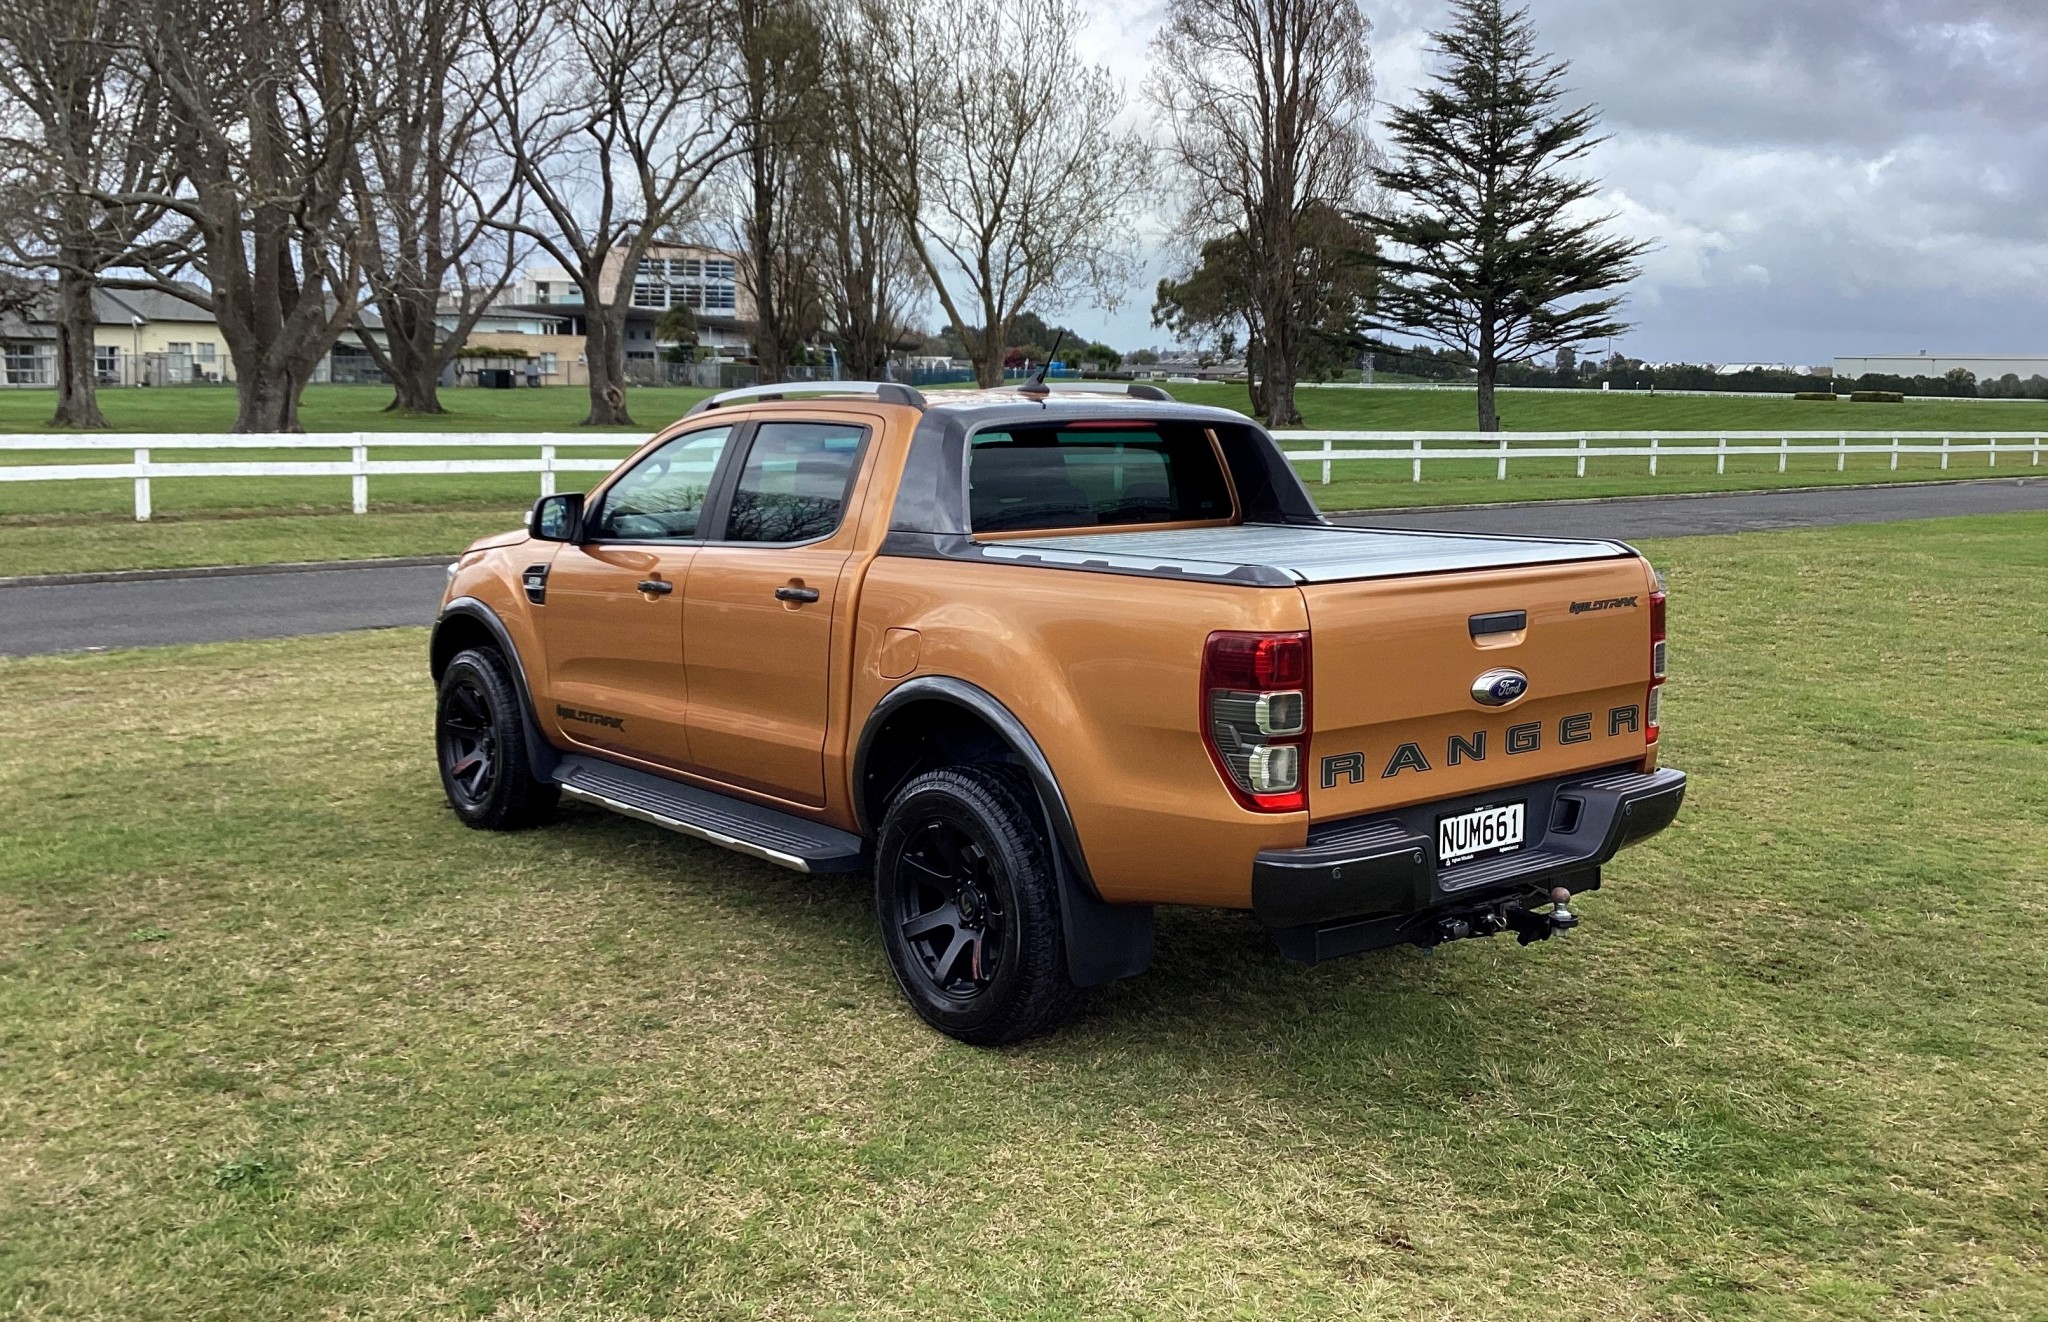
4;478;2043;657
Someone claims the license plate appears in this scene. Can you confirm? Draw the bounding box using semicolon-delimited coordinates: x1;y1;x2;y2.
1437;802;1526;867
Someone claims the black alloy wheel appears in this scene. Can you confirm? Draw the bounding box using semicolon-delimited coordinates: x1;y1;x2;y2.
893;817;1007;997
435;647;559;831
439;673;499;809
874;766;1081;1045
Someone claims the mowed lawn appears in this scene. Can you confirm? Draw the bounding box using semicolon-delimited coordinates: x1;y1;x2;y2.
3;514;2045;1319
3;383;2047;575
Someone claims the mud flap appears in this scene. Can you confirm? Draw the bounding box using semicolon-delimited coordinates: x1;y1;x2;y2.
1051;843;1153;988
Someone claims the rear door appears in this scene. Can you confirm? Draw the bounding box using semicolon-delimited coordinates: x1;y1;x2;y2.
535;423;737;769
680;417;870;806
1303;556;1656;821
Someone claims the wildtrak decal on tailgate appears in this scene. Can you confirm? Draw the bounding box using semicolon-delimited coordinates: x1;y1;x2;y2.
1569;595;1640;614
1321;704;1642;786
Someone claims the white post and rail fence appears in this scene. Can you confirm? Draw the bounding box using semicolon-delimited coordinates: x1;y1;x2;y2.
0;430;2041;521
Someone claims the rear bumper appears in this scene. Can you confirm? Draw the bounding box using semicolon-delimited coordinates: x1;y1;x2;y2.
1252;765;1686;961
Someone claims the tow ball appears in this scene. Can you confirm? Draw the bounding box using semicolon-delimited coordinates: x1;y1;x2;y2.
1430;887;1580;948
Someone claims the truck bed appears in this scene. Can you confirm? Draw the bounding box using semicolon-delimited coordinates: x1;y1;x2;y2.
978;523;1631;584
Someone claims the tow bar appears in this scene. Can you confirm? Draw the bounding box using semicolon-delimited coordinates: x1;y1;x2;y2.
1430;886;1580;948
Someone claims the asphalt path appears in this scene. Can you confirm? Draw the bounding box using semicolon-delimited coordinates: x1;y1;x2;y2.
1333;475;2048;539
1;562;450;658
3;478;2042;657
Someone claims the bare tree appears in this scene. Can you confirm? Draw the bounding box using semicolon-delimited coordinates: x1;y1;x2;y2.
725;0;826;384
342;0;521;415
858;0;1148;390
480;0;739;426
810;29;925;381
0;0;182;427
116;0;364;433
1149;0;1377;426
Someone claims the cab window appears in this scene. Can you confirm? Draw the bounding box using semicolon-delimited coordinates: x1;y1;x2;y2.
721;421;865;543
592;426;733;540
968;423;1233;532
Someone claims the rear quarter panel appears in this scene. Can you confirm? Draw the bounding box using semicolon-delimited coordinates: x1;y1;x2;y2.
852;559;1312;908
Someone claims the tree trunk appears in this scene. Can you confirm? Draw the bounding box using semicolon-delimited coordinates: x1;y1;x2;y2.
1262;336;1301;428
51;266;109;429
379;300;447;415
386;364;444;415
233;365;306;432
1476;316;1500;432
583;309;635;426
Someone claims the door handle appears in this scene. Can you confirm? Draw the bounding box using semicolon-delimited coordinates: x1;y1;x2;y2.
774;585;820;603
638;578;673;595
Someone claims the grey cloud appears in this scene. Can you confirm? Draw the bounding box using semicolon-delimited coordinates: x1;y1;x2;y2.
1068;0;2048;362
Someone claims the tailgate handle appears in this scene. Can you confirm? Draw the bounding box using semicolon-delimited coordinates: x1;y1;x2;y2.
1470;610;1527;639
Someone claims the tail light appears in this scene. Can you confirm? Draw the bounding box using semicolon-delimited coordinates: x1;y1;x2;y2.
1646;584;1667;744
1203;631;1310;812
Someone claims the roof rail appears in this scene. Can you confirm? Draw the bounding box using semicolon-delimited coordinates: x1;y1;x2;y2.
1034;380;1176;402
685;380;928;416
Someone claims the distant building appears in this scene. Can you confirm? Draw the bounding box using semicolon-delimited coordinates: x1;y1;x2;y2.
0;284;231;387
1715;362;1816;376
510;242;754;362
1834;352;2048;382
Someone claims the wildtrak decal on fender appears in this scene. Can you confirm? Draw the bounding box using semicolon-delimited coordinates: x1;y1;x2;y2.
1320;704;1643;786
557;705;625;731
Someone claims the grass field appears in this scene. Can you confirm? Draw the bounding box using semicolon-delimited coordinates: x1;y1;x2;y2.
2;383;2045;577
3;514;2045;1319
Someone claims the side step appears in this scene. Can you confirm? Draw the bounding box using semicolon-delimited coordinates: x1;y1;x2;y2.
553;754;866;874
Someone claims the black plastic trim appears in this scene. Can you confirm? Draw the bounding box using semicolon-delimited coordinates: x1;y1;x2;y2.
1469;609;1527;637
1253;765;1686;930
852;675;1153;987
432;598;561;782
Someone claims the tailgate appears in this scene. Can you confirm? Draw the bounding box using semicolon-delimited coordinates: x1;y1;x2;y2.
1304;556;1655;821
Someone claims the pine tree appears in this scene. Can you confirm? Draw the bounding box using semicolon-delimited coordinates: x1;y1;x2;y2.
1361;0;1647;431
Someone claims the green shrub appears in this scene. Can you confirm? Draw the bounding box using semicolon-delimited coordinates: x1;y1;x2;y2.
1850;390;1906;403
1794;391;1837;401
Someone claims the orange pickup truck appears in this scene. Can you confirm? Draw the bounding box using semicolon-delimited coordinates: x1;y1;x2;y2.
431;381;1684;1043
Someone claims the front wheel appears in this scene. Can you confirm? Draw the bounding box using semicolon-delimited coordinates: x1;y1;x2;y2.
436;647;558;831
874;767;1081;1045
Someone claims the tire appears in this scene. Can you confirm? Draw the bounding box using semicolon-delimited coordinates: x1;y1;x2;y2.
435;647;559;831
874;766;1082;1045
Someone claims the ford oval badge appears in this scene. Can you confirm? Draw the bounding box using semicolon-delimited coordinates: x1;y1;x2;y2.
1472;668;1530;707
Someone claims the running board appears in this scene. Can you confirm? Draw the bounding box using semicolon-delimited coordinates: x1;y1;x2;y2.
553;754;866;874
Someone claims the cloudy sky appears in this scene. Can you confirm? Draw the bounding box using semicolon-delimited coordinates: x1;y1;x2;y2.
1057;0;2048;367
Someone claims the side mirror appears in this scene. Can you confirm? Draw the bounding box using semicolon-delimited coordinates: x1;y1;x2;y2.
529;492;585;543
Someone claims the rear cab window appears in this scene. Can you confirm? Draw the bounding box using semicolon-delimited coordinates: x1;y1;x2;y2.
968;422;1236;533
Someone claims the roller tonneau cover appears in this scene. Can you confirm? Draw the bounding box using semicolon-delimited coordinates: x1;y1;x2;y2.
977;523;1634;584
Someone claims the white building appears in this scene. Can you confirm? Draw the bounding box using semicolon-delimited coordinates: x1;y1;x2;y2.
1835;352;2048;381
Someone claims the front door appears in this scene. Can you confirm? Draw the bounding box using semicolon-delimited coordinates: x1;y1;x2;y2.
683;419;869;805
535;424;736;770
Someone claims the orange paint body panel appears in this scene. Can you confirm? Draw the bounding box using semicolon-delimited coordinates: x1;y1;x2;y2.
850;558;1312;907
1302;558;1659;820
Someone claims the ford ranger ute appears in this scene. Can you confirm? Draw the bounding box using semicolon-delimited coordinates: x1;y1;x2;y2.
430;380;1685;1044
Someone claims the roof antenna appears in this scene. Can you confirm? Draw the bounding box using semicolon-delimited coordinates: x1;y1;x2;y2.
1017;329;1066;399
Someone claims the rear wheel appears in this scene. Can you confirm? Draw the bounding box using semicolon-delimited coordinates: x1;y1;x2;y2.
436;647;558;830
875;767;1081;1045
